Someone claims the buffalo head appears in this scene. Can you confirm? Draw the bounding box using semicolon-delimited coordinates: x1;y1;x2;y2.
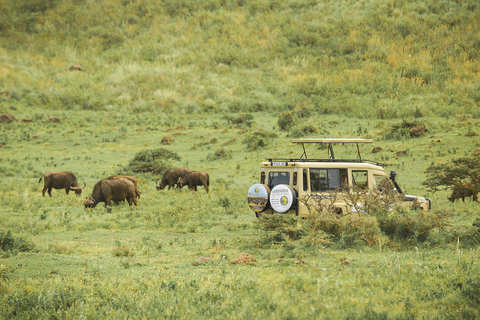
84;197;96;208
70;182;86;196
156;182;165;190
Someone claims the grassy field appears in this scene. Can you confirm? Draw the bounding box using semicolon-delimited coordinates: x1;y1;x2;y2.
1;0;480;318
1;111;479;318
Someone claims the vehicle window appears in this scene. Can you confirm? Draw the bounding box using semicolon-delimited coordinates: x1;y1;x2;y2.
310;169;348;192
352;170;368;189
268;172;290;189
303;169;308;191
375;176;394;192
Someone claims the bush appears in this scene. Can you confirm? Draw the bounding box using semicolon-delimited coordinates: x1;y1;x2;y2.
375;208;451;244
0;230;35;257
277;111;297;131
243;130;277;151
382;120;427;140
305;212;382;247
224;113;254;128
257;214;307;244
119;148;181;175
289;123;319;137
207;148;231;161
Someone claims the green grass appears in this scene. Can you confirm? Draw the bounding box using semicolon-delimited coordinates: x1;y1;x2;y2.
1;0;480;318
1;111;480;318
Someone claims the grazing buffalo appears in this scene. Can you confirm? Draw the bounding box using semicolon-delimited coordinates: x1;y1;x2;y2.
448;183;479;202
39;171;85;197
177;171;210;194
108;175;141;199
85;178;137;208
156;168;192;190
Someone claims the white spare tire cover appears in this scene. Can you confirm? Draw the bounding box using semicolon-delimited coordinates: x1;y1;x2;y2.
247;184;271;212
270;184;296;213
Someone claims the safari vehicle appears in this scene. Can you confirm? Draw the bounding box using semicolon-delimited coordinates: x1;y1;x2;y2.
247;138;431;217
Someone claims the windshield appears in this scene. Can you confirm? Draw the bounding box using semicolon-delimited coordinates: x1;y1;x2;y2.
268;172;290;190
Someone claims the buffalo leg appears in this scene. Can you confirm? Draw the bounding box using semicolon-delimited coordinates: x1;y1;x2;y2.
42;187;47;197
48;187;53;197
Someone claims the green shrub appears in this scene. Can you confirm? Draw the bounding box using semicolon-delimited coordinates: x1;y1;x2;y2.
289;123;319;137
224;113;254;128
119;148;181;175
305;212;382;247
375;208;451;244
257;214;307;244
277;111;297;131
243;130;277;151
0;230;35;256
382;120;426;140
207;148;231;161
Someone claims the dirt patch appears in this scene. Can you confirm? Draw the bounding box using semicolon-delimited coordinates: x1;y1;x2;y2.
161;136;174;144
232;253;257;264
410;125;426;138
0;113;15;123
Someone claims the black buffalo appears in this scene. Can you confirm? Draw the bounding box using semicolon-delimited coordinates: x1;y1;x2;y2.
156;168;192;190
39;171;85;197
177;171;210;194
85;178;137;208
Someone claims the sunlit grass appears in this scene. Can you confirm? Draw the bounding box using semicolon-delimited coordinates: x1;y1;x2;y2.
1;0;480;317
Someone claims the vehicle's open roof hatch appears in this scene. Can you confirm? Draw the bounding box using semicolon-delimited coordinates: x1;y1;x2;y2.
291;138;373;160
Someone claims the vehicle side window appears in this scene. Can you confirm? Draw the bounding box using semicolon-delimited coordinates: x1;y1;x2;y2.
303;169;308;191
375;176;394;192
268;172;290;189
352;170;368;189
310;169;348;192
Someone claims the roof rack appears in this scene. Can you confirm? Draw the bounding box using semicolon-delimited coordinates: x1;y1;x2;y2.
266;158;388;167
291;138;373;160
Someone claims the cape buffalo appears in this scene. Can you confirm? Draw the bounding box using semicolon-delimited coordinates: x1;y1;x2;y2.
156;168;192;190
448;183;479;202
177;171;210;194
85;178;137;208
39;171;85;197
108;175;141;199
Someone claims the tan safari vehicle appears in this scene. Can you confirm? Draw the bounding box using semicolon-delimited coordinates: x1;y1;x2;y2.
247;138;431;217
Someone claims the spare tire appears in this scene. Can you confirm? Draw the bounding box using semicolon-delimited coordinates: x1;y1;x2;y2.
270;184;296;213
247;184;271;212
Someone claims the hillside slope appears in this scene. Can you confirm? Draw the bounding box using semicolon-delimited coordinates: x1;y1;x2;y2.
1;0;479;118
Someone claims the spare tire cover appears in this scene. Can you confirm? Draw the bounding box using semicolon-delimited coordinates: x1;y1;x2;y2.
247;184;271;212
270;184;296;213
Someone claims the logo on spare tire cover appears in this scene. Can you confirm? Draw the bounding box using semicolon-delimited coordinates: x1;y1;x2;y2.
270;185;295;213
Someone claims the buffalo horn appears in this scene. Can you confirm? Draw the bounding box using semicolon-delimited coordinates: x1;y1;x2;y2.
70;182;86;190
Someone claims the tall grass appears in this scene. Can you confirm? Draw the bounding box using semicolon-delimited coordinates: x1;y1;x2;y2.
1;0;480;317
1;0;479;117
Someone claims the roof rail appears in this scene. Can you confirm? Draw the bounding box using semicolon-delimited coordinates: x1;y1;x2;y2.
291;138;373;160
291;138;373;144
265;158;388;167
